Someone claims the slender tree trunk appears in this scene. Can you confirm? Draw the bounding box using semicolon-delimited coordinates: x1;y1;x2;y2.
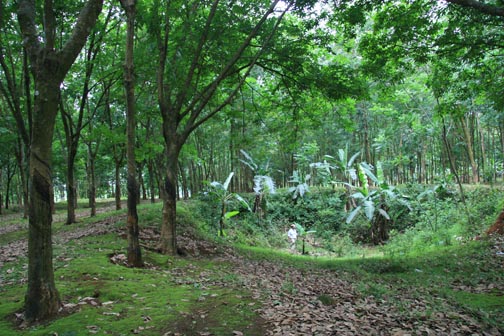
147;159;156;203
476;114;486;181
458;114;479;183
65;151;77;224
19;144;30;219
114;158;122;210
121;0;142;267
86;142;97;217
139;165;147;201
179;164;189;200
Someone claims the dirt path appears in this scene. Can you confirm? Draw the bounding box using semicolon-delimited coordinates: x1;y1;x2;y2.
219;253;498;335
169;234;501;336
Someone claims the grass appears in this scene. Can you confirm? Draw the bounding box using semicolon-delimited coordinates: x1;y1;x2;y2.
0;228;264;335
1;199;503;334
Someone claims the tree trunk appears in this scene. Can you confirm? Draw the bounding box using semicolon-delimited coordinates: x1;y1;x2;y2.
179;164;189;200
120;0;143;267
139;165;147;201
147;159;156;203
458;114;479;183
24;77;62;320
114;159;122;210
18;0;104;321
65;152;77;224
159;145;180;255
86;143;97;217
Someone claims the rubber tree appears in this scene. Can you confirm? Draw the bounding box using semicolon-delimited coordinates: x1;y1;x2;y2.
119;0;143;267
17;0;103;322
0;1;31;218
59;8;113;224
146;0;300;255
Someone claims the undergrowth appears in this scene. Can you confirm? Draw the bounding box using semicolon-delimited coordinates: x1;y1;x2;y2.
1;187;503;334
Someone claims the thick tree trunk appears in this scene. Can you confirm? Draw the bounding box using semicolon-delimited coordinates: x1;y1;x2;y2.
25;83;61;321
18;0;103;321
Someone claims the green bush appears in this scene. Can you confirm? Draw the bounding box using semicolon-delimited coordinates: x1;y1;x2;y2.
382;186;504;257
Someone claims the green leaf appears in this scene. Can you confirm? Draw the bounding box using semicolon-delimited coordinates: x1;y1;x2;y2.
377;208;390;220
346;206;361;224
234;194;251;212
223;172;234;191
363;200;375;220
224;211;240;219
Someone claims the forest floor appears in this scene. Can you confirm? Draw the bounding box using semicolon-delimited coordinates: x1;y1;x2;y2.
0;201;503;335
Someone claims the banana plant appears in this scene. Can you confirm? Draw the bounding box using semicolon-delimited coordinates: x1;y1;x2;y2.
239;150;276;217
295;223;316;255
288;170;310;200
335;144;360;184
346;162;411;244
208;172;250;237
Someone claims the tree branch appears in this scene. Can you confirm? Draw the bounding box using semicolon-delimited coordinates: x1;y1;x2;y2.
444;0;504;18
58;0;104;77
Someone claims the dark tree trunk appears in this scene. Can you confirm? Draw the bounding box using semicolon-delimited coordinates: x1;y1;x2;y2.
114;159;122;210
147;159;156;203
120;0;143;267
159;145;180;255
25;80;62;321
65;152;77;224
86;142;98;217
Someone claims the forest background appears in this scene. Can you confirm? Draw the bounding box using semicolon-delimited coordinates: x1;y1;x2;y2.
0;0;504;326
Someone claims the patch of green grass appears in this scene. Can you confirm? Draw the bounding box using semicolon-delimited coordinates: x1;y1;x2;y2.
447;290;504;330
0;226;264;336
450;290;504;310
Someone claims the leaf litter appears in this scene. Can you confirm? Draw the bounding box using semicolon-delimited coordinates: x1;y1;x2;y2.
1;214;503;335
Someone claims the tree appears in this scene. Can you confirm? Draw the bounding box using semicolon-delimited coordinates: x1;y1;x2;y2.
16;0;103;322
0;1;31;218
145;0;300;255
120;0;143;267
444;0;504;18
59;7;114;224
